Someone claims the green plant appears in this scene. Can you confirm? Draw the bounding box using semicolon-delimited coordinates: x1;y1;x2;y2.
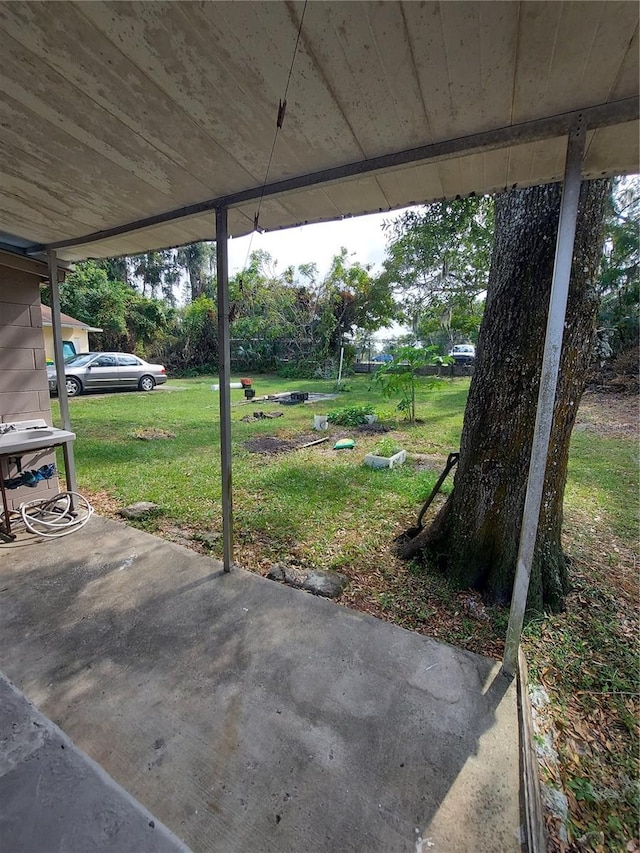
327;403;375;426
373;437;402;457
566;777;597;803
374;345;439;423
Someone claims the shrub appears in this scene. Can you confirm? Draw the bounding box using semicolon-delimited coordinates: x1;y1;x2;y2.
327;404;375;426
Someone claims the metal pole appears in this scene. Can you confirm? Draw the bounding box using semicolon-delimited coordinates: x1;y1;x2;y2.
48;249;77;496
502;124;586;678
216;208;233;572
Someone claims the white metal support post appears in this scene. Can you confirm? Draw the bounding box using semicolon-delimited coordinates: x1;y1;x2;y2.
216;208;233;572
502;124;586;678
48;249;77;497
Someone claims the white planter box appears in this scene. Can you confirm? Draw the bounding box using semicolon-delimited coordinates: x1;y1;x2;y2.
313;415;328;430
364;449;406;469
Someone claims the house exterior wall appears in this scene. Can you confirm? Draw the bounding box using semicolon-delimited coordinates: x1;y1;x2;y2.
42;326;90;362
0;267;59;512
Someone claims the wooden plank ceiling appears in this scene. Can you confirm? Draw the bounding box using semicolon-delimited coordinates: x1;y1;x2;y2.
0;0;637;261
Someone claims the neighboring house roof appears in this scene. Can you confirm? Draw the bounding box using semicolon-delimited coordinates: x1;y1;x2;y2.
40;304;102;333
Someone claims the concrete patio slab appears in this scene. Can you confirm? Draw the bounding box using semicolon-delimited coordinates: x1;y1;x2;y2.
0;516;523;853
0;674;189;853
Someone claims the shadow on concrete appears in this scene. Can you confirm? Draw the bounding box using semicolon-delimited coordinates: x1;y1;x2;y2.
0;517;521;853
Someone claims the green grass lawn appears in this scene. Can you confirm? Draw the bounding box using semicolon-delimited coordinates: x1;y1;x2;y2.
51;373;639;852
53;373;467;558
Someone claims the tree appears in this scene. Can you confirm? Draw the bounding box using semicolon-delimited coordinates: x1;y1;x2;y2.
177;242;216;302
227;249;394;375
131;251;166;298
323;247;394;341
181;295;219;369
396;180;610;613
378;197;493;340
50;260;171;353
375;345;440;423
597;177;639;355
415;292;485;352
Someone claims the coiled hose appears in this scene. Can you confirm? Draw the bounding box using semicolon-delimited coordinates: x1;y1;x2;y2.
19;492;94;538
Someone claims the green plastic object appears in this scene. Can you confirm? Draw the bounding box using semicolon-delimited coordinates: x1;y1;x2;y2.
333;438;355;450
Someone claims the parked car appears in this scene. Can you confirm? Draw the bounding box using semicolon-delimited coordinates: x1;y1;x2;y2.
47;352;167;397
372;353;394;363
448;344;476;365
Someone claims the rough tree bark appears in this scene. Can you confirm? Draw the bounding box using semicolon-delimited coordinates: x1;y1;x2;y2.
397;179;610;613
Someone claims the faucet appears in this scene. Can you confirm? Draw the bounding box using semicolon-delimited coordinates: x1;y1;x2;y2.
0;424;16;435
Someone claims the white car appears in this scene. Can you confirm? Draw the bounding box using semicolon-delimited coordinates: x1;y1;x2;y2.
448;344;476;364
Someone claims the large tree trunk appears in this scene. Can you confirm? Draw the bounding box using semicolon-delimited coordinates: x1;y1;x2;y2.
397;180;610;613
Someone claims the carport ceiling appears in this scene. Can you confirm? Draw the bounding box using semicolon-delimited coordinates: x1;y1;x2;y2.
0;0;638;263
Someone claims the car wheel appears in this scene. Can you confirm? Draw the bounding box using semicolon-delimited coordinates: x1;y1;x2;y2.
66;377;82;397
138;375;156;392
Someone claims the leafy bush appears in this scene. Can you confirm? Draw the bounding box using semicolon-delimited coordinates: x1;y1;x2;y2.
327;404;375;426
277;359;319;379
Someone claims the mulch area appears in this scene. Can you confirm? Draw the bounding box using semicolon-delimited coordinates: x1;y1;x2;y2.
243;433;326;455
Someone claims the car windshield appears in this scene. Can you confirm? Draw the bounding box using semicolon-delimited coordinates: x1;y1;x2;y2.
454;346;474;353
63;353;98;366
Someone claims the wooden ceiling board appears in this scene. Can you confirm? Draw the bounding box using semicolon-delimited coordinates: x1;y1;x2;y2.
62;215;220;262
0;189;98;245
322;178;391;218
437;156;471;199
294;2;427;159
505;137;567;187
0;32;211;208
512;1;639;123
584;122;640;177
437;2;520;134
610;22;639;100
478;149;511;194
377;162;446;209
0;171;107;233
235;184;343;232
0;95;187;234
78;1;336;183
0;2;251;192
0;1;636;262
400;2;457;142
218;0;367;170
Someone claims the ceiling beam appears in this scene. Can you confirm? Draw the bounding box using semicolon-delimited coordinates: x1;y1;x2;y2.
27;97;638;255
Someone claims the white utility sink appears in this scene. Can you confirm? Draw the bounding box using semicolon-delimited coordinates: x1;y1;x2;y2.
0;421;75;457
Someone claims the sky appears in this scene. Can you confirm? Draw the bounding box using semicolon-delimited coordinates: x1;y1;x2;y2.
226;209;406;280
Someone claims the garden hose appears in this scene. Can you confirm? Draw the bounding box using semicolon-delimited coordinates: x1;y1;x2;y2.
19;492;94;539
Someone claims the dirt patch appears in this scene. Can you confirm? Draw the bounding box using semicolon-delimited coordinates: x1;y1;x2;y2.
134;428;176;440
80;489;121;518
243;433;327;455
575;392;638;440
240;411;283;423
411;452;448;473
